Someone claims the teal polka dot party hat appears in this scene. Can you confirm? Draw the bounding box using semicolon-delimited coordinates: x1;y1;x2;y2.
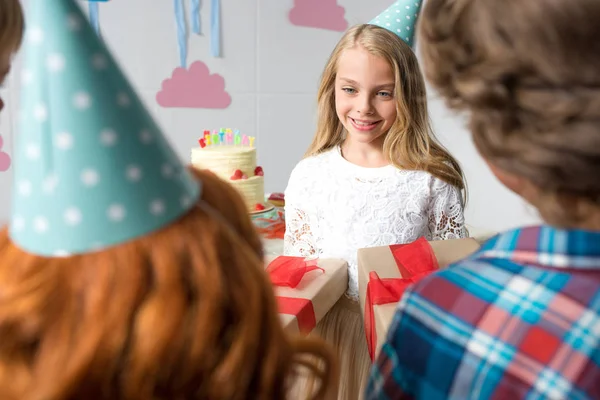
370;0;423;47
10;0;201;257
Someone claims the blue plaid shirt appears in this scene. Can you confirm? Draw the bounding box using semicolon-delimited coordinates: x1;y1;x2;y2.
366;225;600;400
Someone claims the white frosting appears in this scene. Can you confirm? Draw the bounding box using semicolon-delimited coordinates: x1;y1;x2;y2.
191;146;264;211
229;176;265;208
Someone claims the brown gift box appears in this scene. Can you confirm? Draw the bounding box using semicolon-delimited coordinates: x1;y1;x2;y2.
265;256;348;334
357;238;481;360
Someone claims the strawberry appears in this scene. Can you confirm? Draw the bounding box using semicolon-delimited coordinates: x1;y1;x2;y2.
254;166;264;176
241;174;248;179
255;203;266;211
268;192;284;201
230;169;243;180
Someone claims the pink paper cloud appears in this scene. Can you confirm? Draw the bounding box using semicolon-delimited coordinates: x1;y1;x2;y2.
0;135;10;172
289;0;348;32
156;61;231;109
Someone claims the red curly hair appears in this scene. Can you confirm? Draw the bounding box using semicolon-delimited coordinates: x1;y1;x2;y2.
0;168;338;399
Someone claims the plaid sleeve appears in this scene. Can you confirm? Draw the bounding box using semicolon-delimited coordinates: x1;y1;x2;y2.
365;290;418;400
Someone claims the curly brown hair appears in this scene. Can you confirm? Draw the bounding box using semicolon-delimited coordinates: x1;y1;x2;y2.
418;0;600;225
0;168;337;400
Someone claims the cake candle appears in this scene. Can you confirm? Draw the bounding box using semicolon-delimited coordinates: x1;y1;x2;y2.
211;130;220;145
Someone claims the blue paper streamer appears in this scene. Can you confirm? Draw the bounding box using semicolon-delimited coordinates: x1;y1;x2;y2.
210;0;220;57
89;2;100;35
191;0;201;34
174;0;187;68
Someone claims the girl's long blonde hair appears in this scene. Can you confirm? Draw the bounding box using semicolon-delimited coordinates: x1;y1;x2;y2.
0;168;337;400
306;24;466;191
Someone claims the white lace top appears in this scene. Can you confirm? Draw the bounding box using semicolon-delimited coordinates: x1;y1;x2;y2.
283;146;467;300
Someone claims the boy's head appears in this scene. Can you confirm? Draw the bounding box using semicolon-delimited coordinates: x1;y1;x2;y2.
418;0;600;227
0;0;24;110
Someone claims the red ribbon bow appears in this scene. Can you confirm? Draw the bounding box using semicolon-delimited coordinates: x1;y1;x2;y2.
364;237;438;361
266;256;322;288
267;256;323;334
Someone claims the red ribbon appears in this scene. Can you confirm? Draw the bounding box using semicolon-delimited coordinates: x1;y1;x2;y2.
277;297;317;334
364;237;438;361
266;256;323;288
267;256;323;333
390;236;439;277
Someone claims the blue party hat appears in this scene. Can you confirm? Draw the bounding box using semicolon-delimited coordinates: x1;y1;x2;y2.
370;0;423;47
10;0;201;256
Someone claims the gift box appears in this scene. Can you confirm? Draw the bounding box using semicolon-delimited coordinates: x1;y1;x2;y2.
265;256;348;334
357;237;481;360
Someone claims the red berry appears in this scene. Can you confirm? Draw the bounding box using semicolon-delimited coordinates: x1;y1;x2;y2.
254;166;264;176
255;203;266;211
269;192;284;201
230;169;243;180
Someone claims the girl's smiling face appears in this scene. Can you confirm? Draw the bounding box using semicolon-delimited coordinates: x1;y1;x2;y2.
335;46;397;147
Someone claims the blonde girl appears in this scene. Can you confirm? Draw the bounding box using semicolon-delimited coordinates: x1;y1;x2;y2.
284;5;467;398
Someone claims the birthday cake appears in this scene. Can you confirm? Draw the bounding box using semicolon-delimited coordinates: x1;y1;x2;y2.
191;129;270;213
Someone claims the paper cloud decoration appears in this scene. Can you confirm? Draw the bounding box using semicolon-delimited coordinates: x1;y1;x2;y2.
156;61;231;109
289;0;348;32
0;135;10;172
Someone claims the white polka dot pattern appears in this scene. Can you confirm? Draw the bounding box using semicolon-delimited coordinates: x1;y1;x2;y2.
370;0;423;47
9;0;201;257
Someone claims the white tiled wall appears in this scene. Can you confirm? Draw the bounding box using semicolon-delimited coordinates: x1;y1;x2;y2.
0;0;540;232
